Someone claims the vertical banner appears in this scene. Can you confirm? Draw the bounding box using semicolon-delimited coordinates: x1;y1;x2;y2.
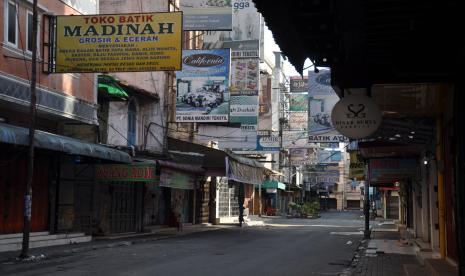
54;12;182;73
176;49;231;122
258;75;272;130
229;58;259;128
308;69;347;142
180;0;233;31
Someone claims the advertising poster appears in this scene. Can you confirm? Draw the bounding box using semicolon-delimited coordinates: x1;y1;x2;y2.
290;148;316;165
350;151;365;180
202;0;261;54
229;57;259;130
309;167;340;185
55;12;182;73
230;59;259;95
258;75;272;130
256;131;280;152
308;69;347;142
290;93;308;112
316;149;342;163
290;76;308;93
289;112;308;131
283;130;318;149
180;0;233;31
176;49;230;122
229;95;258;126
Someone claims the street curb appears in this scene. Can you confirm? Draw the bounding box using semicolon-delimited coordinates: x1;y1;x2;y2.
0;226;228;266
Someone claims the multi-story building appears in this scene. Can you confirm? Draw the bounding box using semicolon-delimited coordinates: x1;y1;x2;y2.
0;0;132;244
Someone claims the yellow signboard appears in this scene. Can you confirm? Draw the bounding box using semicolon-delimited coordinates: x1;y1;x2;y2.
55;12;182;73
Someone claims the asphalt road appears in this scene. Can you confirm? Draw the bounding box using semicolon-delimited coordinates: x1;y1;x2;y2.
1;211;364;276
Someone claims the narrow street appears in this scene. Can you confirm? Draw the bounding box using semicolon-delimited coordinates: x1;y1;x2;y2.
1;211;363;276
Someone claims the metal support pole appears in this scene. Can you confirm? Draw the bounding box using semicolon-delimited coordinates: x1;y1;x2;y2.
258;182;262;217
364;165;371;239
20;0;38;259
436;117;446;258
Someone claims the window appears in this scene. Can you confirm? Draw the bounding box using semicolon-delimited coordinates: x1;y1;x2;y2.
26;11;33;52
6;1;18;45
127;101;137;146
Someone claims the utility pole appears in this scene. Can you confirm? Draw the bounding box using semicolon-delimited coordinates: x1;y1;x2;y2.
20;0;38;259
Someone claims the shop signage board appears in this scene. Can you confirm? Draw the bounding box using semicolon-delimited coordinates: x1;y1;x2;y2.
54;12;182;73
176;49;231;122
96;164;156;182
160;167;195;190
256;131;280;152
349;152;365;180
180;0;233;31
290;76;308;93
369;158;418;183
331;94;382;139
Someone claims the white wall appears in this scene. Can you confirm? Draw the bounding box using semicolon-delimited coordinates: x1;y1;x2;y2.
107;101;129;146
99;0;168;153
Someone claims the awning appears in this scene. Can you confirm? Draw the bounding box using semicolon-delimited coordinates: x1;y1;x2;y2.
262;180;286;190
98;75;129;99
0;122;131;163
157;160;205;174
167;137;226;176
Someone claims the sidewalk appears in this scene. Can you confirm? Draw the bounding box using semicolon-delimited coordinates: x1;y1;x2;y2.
0;224;232;265
350;231;421;276
349;222;459;276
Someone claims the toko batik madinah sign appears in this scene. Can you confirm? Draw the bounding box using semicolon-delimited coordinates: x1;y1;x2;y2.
55;12;182;73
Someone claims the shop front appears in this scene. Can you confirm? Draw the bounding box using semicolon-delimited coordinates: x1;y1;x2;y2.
0;122;131;236
218;154;266;223
262;180;286;216
94;163;156;234
158;160;204;227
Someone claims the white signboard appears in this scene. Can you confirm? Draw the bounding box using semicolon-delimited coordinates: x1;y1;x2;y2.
331;94;382;139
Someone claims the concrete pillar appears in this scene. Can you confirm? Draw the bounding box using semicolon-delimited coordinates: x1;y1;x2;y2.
421;164;431;242
429;161;440;255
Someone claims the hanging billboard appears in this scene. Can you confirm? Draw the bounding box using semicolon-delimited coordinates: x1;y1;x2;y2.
258;75;272;130
230;58;259;95
290;148;316;165
289;112;308;131
283;130;318;149
180;0;233;31
176;49;231;122
202;0;261;54
54;12;182;73
290;93;308;112
229;57;259;130
308;69;347;142
229;95;259;126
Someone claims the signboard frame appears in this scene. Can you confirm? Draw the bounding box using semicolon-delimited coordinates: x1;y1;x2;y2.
54;12;183;73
